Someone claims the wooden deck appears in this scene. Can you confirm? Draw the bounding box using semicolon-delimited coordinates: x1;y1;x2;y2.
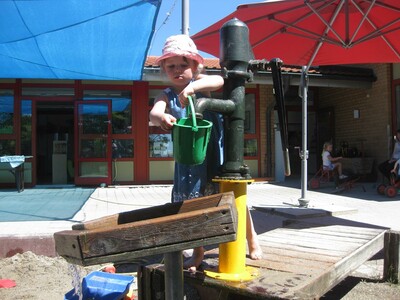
139;221;387;299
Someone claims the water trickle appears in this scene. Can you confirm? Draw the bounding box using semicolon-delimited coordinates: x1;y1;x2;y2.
68;263;83;300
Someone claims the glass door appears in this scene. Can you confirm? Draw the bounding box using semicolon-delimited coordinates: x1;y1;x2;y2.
75;100;112;185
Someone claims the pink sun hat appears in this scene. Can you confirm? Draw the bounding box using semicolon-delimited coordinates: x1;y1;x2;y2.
155;34;204;65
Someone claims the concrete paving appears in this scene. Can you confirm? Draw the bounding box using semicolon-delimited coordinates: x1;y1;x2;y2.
1;177;399;238
0;179;400;237
1;177;399;278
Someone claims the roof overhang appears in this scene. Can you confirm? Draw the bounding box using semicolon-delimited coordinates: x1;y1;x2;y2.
143;65;377;89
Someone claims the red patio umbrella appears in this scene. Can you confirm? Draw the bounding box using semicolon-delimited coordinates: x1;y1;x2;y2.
192;0;400;66
192;0;400;206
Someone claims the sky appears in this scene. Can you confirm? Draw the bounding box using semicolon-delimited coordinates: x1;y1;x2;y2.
148;0;249;58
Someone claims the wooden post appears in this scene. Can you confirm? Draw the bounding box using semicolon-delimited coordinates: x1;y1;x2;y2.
164;251;184;300
384;230;400;283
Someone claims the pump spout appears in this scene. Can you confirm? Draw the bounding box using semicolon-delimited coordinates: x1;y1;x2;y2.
194;97;235;120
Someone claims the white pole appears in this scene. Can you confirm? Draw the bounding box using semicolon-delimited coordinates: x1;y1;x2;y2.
182;0;189;35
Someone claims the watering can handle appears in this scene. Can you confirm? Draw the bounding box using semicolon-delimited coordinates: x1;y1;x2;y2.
186;96;198;132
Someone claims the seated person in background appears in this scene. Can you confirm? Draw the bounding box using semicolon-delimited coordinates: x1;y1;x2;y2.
322;142;348;180
379;129;400;181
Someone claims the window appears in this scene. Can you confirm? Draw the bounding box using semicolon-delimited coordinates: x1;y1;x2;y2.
244;139;258;156
84;90;132;134
244;93;256;134
0;140;16;156
112;139;134;158
21;100;32;155
148;89;173;158
0;89;15;155
244;92;258;157
149;134;173;157
0;90;14;135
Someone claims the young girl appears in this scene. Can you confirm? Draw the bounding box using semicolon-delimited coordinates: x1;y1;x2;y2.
149;34;262;272
322;142;347;179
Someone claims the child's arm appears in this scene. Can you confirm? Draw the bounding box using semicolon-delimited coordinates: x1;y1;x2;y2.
328;154;342;162
149;95;177;131
179;74;224;107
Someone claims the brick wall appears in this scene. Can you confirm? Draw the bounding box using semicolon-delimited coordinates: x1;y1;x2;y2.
257;64;393;179
317;64;392;176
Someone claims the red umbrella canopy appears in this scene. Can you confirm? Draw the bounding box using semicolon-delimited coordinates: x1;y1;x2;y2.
192;0;400;67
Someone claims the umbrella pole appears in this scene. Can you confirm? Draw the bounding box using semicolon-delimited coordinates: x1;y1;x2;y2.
299;66;309;207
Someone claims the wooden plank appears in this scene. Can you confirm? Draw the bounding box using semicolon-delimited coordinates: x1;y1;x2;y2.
257;238;349;257
71;192;233;230
247;253;331;276
263;229;371;245
54;192;238;266
260;245;340;263
293;229;386;299
56;205;235;261
285;221;388;235
62;234;236;266
138;224;387;299
258;233;360;253
282;224;386;238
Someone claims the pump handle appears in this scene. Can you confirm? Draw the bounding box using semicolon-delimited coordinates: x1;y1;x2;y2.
270;58;291;176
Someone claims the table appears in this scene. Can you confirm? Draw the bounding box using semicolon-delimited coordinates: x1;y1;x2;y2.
0;156;31;192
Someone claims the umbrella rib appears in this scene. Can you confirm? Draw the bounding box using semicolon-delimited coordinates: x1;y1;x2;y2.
355;25;400;45
374;0;400;13
306;0;345;69
351;0;400;59
253;0;342;51
306;0;346;46
265;18;343;46
348;0;375;45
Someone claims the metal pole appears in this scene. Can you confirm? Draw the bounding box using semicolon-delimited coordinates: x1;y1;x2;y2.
298;66;309;207
164;251;184;300
182;0;189;35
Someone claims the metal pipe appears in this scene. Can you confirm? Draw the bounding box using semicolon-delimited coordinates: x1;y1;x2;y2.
164;251;184;300
181;0;189;35
219;18;254;179
194;97;235;119
298;67;309;207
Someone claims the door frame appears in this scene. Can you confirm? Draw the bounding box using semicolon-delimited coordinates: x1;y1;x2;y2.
74;100;112;186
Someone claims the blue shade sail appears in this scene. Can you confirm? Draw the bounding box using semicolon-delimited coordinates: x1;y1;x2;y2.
0;0;161;80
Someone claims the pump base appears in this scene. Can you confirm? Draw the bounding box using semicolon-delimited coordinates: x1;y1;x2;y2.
204;266;259;282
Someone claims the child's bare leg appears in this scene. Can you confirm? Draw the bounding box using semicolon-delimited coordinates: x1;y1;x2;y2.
246;207;263;260
337;162;343;176
183;246;204;272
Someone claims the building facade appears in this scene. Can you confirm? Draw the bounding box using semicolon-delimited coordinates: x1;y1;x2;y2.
0;61;399;188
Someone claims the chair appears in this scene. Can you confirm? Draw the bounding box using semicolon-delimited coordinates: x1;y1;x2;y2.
377;172;400;198
309;166;338;189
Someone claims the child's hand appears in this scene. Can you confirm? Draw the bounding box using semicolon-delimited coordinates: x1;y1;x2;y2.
179;85;195;107
160;113;176;131
391;169;396;173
